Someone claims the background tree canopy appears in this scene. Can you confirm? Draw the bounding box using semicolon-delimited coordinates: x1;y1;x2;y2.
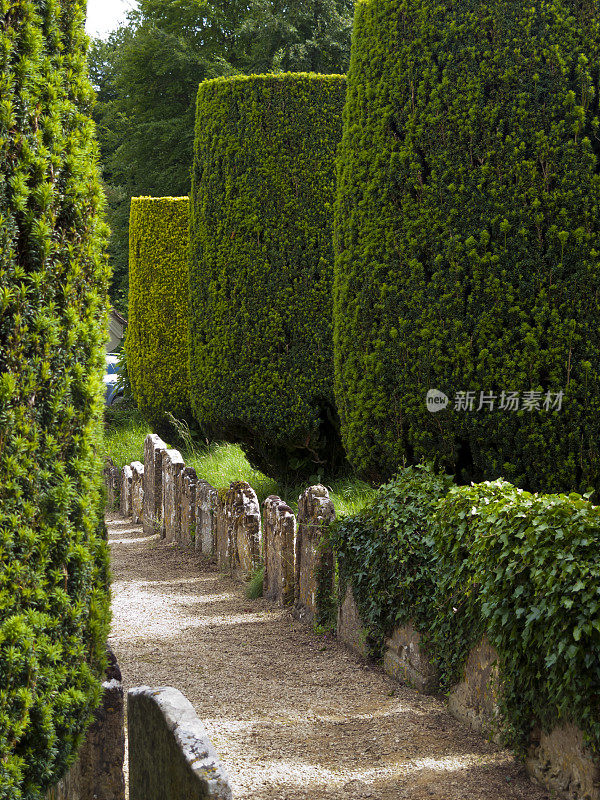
89;0;354;311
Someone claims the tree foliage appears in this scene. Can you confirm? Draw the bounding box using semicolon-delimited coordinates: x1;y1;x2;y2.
189;74;347;479
89;0;354;310
0;1;111;795
334;0;600;491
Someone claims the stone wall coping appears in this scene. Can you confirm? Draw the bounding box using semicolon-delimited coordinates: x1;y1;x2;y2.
128;686;232;800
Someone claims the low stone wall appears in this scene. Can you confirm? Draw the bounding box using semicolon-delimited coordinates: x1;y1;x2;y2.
263;496;295;605
46;646;125;800
295;485;335;623
128;686;232;800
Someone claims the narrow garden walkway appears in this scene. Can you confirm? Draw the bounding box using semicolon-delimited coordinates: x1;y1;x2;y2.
108;513;550;800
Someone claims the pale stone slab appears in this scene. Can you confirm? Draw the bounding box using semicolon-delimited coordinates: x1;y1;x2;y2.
295;485;335;623
196;480;218;556
527;723;600;800
120;465;133;518
162;450;185;542
263;496;295;605
384;622;439;694
337;583;369;658
180;467;198;547
128;686;232;800
447;636;502;739
226;482;261;581
131;461;144;524
143;434;168;535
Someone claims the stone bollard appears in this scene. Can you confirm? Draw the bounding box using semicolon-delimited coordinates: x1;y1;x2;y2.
46;646;125;800
131;461;144;524
162;449;185;542
179;467;198;547
263;496;296;605
120;465;133;518
295;484;335;624
225;481;261;581
128;686;231;800
143;434;168;535
196;480;218;556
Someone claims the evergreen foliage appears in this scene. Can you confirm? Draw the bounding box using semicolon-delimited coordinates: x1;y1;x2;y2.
0;1;111;796
334;0;600;490
332;471;600;754
189;73;346;478
89;0;353;311
127;197;190;429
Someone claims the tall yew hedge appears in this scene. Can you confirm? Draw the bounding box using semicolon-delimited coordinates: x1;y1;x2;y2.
0;2;111;796
189;73;346;478
334;0;600;490
127;197;190;429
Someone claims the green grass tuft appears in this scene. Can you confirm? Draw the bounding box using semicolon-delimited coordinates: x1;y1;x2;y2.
245;566;264;599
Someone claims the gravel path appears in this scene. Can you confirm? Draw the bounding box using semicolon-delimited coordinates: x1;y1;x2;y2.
108;514;550;800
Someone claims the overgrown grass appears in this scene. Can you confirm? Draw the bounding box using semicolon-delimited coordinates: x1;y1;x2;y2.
103;407;376;517
103;404;150;468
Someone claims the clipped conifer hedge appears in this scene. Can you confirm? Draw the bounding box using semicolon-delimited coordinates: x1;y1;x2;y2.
334;0;600;490
189;73;347;478
127;197;190;429
0;1;111;796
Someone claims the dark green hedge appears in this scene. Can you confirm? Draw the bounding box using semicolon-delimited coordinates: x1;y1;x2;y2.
334;0;600;490
189;73;346;479
127;197;190;429
332;471;600;754
0;2;111;797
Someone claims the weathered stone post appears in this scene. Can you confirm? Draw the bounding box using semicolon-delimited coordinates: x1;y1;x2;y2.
162;449;185;542
131;461;144;524
196;480;218;556
143;434;168;535
295;484;335;624
226;481;261;581
263;496;296;605
179;467;198;547
120;465;133;518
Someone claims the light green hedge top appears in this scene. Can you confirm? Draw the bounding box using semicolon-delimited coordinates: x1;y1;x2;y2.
127;196;190;427
334;0;600;491
189;73;347;478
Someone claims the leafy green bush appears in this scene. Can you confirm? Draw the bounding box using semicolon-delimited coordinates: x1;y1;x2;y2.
0;1;111;796
331;465;454;657
189;73;346;479
334;0;600;490
333;472;600;753
127;197;190;429
433;481;600;753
